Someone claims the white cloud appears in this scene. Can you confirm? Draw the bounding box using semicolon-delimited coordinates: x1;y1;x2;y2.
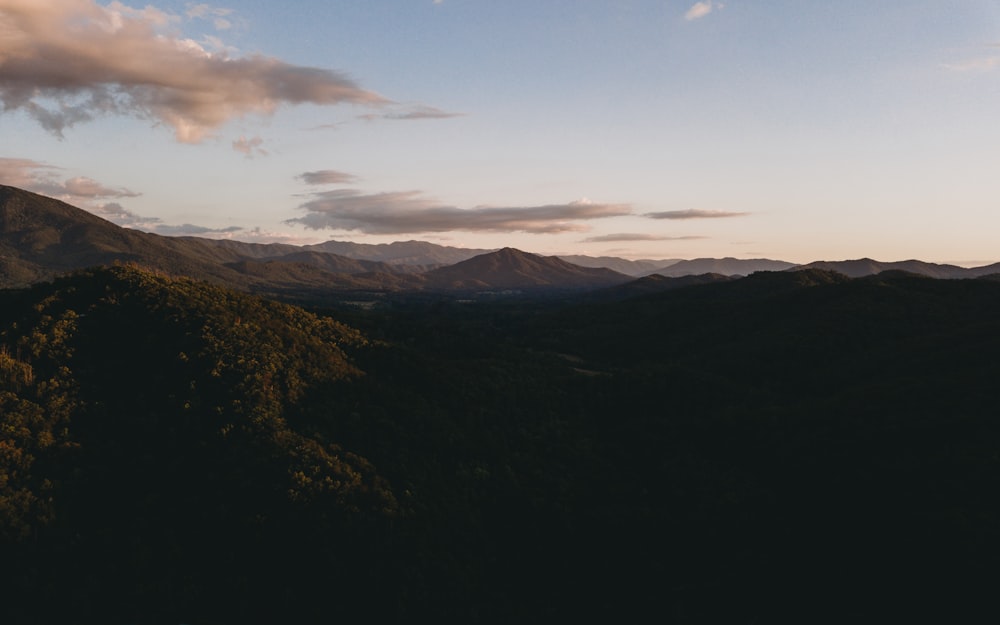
0;0;388;142
685;1;722;21
185;2;233;29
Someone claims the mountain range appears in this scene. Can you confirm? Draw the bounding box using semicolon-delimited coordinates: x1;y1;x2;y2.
2;184;999;294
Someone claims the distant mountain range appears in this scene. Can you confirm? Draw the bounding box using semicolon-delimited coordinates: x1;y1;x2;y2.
2;185;999;294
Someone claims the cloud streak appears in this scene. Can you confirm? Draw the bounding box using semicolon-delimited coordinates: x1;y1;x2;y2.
645;209;748;220
941;56;1000;72
289;189;631;234
297;170;359;185
359;104;464;122
582;233;707;243
0;0;387;142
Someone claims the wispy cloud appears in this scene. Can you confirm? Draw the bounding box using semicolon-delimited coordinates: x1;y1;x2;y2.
289;189;632;234
232;136;268;158
645;209;748;220
359;104;464;122
685;1;723;21
185;3;235;30
582;233;707;243
941;56;1000;72
297;170;358;185
90;202;163;229
0;0;387;142
152;223;243;235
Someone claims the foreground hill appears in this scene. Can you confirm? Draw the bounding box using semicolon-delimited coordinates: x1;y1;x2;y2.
4;266;1000;622
0;266;397;623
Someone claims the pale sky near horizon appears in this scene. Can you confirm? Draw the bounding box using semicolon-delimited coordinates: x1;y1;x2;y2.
1;0;998;265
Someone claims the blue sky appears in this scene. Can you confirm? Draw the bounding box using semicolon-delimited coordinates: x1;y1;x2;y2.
2;0;998;264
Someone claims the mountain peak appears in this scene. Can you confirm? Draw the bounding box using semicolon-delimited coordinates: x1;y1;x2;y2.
423;247;630;291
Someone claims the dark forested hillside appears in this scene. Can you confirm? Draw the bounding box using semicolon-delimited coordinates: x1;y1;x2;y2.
2;267;1000;623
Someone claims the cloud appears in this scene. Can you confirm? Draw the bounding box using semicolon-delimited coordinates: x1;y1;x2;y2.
685;1;722;21
89;201;163;228
0;0;388;142
645;209;748;220
63;176;141;198
581;233;707;243
297;170;358;185
232;135;268;157
288;189;632;234
0;156;164;228
0;157;140;201
185;3;234;30
358;104;464;122
151;223;243;235
941;56;1000;72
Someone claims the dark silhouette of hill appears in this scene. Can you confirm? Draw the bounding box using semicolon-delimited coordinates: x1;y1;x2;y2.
302;238;492;267
0;184;256;287
555;254;679;276
422;247;632;290
0;265;397;623
0;186;627;294
594;272;735;300
4;184;1000;301
652;256;797;276
256;250;407;274
795;257;974;278
4;264;1000;622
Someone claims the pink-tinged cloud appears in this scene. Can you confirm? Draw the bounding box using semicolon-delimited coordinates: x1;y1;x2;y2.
0;0;387;142
645;209;749;220
0;157;139;201
232;135;267;158
289;189;632;234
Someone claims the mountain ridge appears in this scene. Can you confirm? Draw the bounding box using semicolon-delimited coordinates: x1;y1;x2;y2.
3;185;999;294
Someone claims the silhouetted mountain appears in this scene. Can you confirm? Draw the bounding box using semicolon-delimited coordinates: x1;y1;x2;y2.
595;272;735;300
794;257;974;279
422;247;632;291
257;250;406;275
652;257;797;276
555;255;680;276
302;239;493;267
5;186;1000;300
0;185;254;288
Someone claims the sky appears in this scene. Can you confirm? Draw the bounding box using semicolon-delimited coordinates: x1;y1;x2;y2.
1;0;999;265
